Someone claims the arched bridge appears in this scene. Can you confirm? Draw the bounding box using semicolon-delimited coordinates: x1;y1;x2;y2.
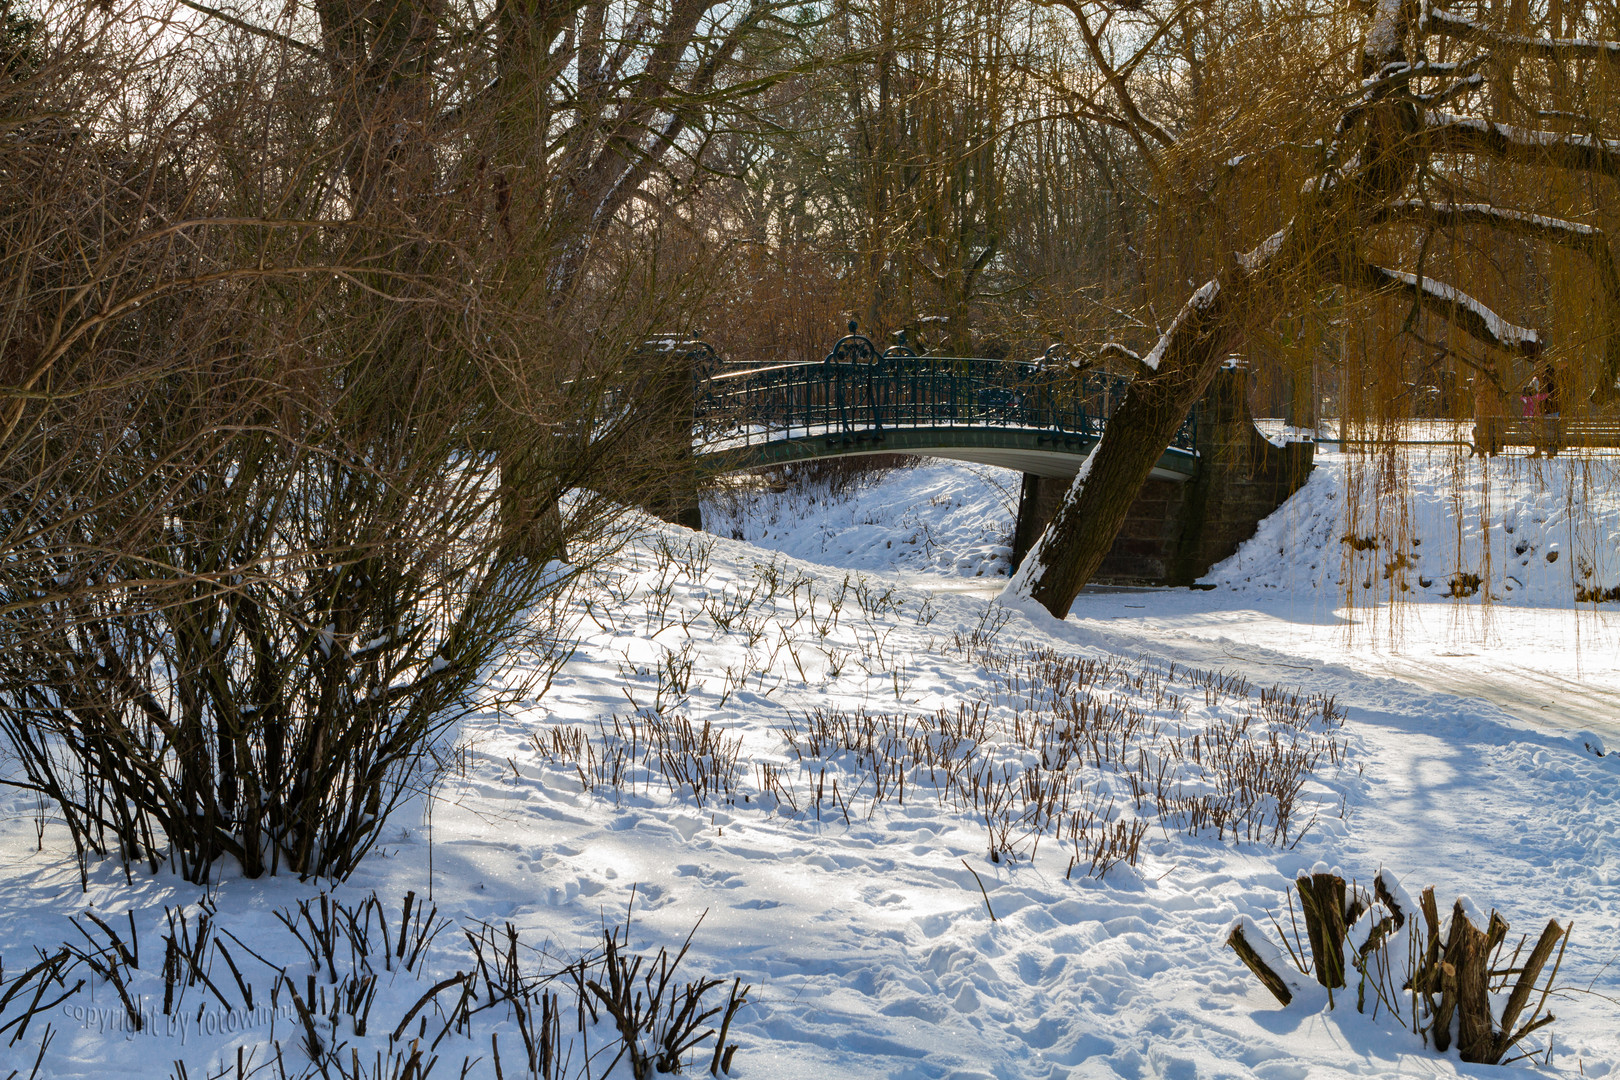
689;332;1200;482
641;329;1310;585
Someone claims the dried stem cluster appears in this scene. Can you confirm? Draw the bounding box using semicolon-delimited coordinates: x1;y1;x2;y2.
534;536;1349;877
0;889;748;1078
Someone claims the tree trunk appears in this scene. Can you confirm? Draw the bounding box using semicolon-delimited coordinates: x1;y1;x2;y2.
1226;921;1294;1006
1445;902;1497;1063
1005;271;1247;617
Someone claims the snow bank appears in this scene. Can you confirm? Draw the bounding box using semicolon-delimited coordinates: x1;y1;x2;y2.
1204;445;1620;608
702;457;1020;578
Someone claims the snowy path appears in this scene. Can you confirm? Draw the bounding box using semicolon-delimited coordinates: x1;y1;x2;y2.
902;576;1620;748
1062;590;1620;747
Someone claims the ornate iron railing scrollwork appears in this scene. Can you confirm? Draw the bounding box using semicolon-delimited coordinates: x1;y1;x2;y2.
883;329;918;359
689;333;1200;460
827;320;880;364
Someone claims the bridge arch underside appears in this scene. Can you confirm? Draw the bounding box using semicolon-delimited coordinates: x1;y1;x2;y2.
699;427;1199;482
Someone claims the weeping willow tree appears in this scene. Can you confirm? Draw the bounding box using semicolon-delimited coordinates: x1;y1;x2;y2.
1007;0;1620;617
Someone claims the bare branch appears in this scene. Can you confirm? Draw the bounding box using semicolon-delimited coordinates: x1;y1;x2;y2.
1425;8;1620;69
174;0;321;57
1355;263;1542;358
1425;111;1620;177
1051;0;1176;150
4;222;439;454
1098;341;1143;364
1369;202;1620;392
1370;201;1620;306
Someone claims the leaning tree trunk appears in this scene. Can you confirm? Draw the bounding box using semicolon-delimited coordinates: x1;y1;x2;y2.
1005;271;1249;617
1005;0;1411;620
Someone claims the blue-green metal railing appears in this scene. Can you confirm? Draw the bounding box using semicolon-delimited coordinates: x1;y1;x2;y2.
694;351;1199;454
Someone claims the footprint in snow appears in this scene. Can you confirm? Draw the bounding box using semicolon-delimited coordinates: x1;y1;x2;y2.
951;983;981;1013
633;883;674;910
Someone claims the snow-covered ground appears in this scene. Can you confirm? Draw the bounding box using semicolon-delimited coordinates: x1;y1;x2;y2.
1094;444;1620;744
702;458;1020;580
1206;442;1620;610
1;446;1617;1079
710;447;1620;740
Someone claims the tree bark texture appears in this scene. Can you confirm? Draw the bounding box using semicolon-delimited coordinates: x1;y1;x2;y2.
1226;922;1294;1006
1444;902;1497;1062
1296;872;1352;989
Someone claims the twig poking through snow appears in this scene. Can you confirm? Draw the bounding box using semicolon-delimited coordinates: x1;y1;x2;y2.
961;859;997;922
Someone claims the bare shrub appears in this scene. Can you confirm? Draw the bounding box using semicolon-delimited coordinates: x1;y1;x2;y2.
533;710;742;810
570;919;750;1078
0;0;681;884
0;891;752;1078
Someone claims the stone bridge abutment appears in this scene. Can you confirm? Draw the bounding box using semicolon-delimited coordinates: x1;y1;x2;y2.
1008;365;1314;586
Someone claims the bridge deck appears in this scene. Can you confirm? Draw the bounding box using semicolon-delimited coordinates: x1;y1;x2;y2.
699;423;1196;480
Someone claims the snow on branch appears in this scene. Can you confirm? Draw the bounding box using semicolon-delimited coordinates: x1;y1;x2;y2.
1425;112;1620;177
1372;200;1599;239
1361;263;1542;357
1140;280;1221;372
1239;225;1292;272
1098;342;1144;366
1344;58;1486;133
1371;202;1620;314
1417;73;1485;108
1425;7;1620;68
1363;0;1410;67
